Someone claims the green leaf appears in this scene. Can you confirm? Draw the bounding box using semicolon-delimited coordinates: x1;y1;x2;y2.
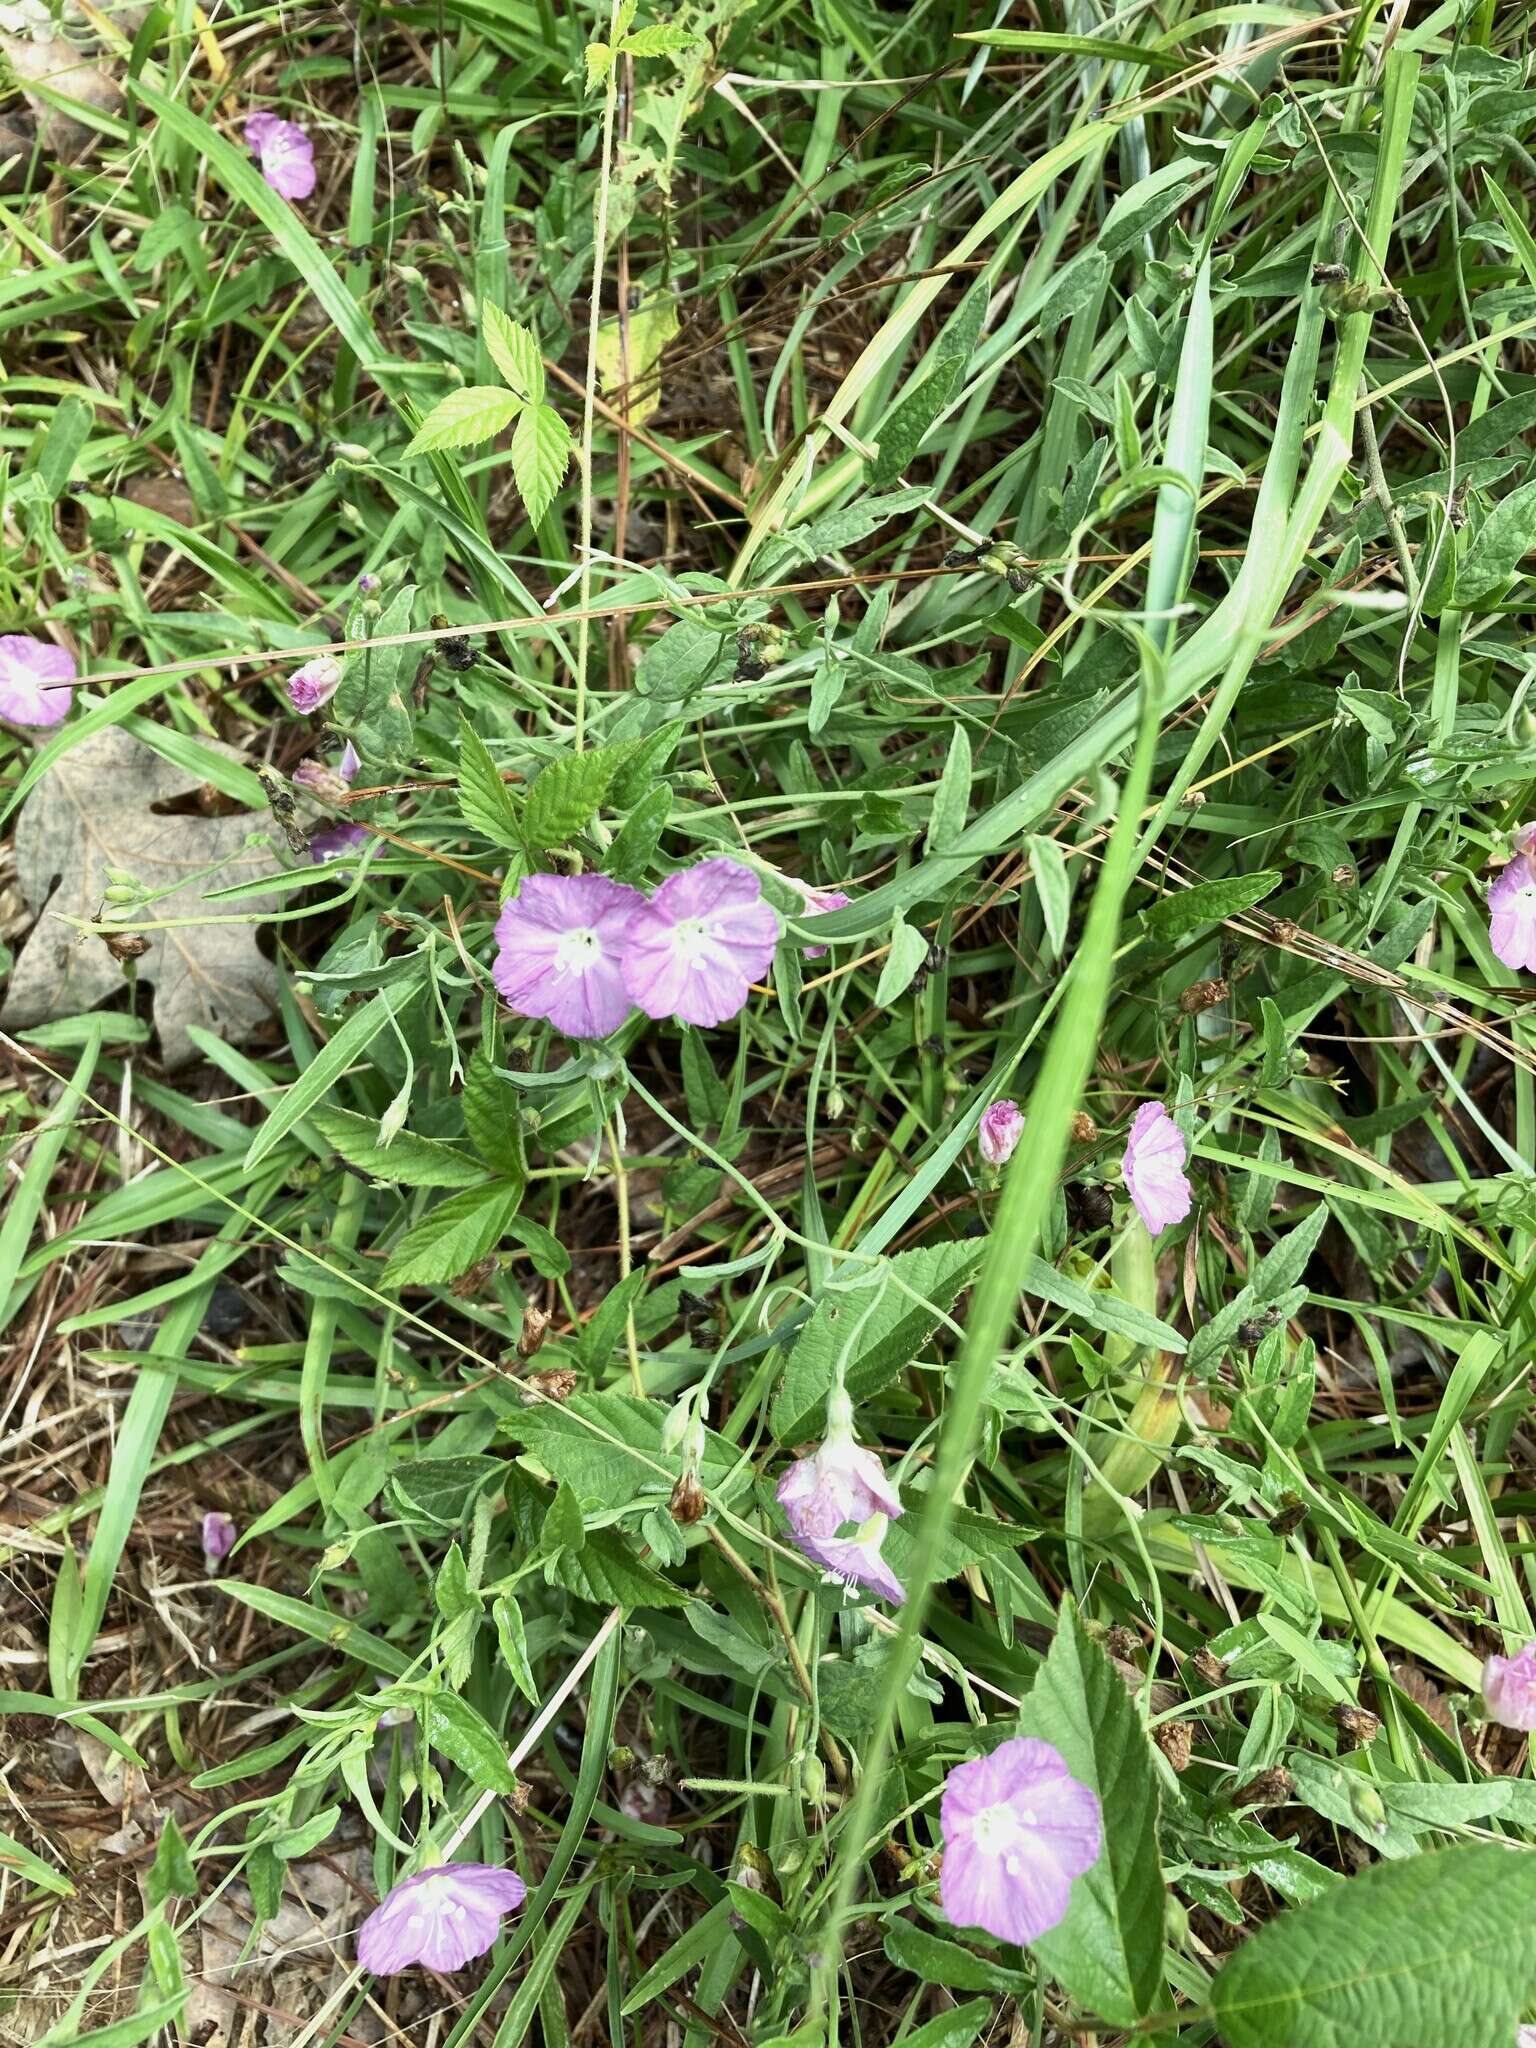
1029;834;1072;957
482;302;545;404
0;1827;72;1896
1453;475;1536;607
311;1107;482;1187
405;385;522;455
1210;1843;1536;2048
427;1692;516;1794
622;22;696;55
269;1805;341;1861
884;1921;1029;1994
607;781;673;884
457;719;524;846
461;1051;526;1178
501;1390;739;1501
145;1814;197;1906
1140;870;1281;940
524;744;630;851
585;38;615;89
772;1241;983;1444
542;1480;587;1560
511;403;572;525
244;970;425;1171
868;356;966;489
390;1454;504;1528
876;918;929;1004
1022;1255;1186;1354
925;725;972;853
333;583;419;772
890;2000;994;2048
1017;1599;1164;2025
381;1181;522;1289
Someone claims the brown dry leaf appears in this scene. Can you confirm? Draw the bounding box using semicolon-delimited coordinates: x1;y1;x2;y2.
1;726;284;1066
0;9;123;159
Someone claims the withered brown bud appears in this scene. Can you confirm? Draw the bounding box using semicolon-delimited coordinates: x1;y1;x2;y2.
1069;1111;1098;1144
1332;864;1356;888
1105;1624;1142;1664
1190;1647;1227;1690
517;1305;551;1359
1178;977;1228;1015
735;1842;782;1902
509;1778;531;1814
519;1368;578;1406
620;1777;672;1826
1183;790;1207;810
291;758;351;804
1331;1702;1382;1750
450;1255;500;1299
1232;1766;1294;1809
103;929;151;963
883;1837;912;1876
669;1472;708;1524
1153;1720;1194;1773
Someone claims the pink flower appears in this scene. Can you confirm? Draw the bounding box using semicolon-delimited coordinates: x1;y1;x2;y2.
357;1863;526;1975
1484;1643;1536;1731
776;1388;905;1604
293;742;360;802
620;858;779;1028
1122;1102;1192;1236
246;112;316;201
493;872;646;1040
979;1099;1024;1168
1489;840;1536;971
201;1511;237;1572
310;822;369;863
286;654;344;714
797;884;851;958
0;634;76;728
939;1737;1102;1946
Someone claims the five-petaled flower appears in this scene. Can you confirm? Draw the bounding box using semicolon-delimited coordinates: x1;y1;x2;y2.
1488;829;1536;972
286;654;344;714
776;1386;905;1605
621;858;780;1029
200;1511;237;1573
0;634;76;728
979;1098;1024;1168
1122;1102;1192;1237
1484;1642;1536;1731
493;872;646;1041
939;1736;1102;1946
246;112;317;201
357;1863;526;1975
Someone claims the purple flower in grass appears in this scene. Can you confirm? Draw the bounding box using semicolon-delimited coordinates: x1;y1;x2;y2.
1484;1643;1536;1731
0;635;76;728
246;112;316;201
940;1737;1102;1946
310;821;369;863
286;654;343;714
1489;837;1536;972
776;1386;905;1605
978;1098;1023;1168
1122;1102;1192;1237
357;1863;526;1975
494;872;646;1040
621;858;779;1029
201;1511;237;1573
796;883;851;959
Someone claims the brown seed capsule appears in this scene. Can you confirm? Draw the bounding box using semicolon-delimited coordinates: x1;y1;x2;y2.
1191;1646;1227;1690
517;1305;551;1360
450;1255;500;1299
1332;864;1356;888
1178;977;1229;1015
1069;1111;1098;1144
103;929;151;963
1331;1702;1382;1750
519;1368;578;1405
669;1471;708;1524
1232;1766;1294;1809
1154;1720;1194;1773
1105;1624;1142;1664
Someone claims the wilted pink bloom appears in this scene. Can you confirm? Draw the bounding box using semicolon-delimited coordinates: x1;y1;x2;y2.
358;573;381;594
357;1863;526;1975
776;1386;905;1604
201;1511;237;1572
310;822;369;863
1489;837;1536;971
0;634;76;728
286;654;344;714
621;858;779;1029
293;743;361;804
1517;2027;1536;2047
246;112;316;201
978;1098;1024;1168
1484;1643;1536;1731
494;871;645;1040
797;884;851;958
939;1736;1102;1945
1122;1102;1192;1236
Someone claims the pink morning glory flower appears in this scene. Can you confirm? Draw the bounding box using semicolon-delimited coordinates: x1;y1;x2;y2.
201;1511;237;1572
620;858;780;1029
493;871;646;1040
357;1862;526;1975
1489;836;1536;971
1484;1642;1536;1731
286;654;344;714
978;1098;1024;1168
310;821;369;863
246;112;316;201
939;1736;1102;1946
776;1386;905;1604
795;883;851;958
0;634;76;728
1122;1102;1192;1236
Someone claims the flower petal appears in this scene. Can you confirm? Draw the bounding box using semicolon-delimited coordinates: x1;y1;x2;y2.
0;634;76;728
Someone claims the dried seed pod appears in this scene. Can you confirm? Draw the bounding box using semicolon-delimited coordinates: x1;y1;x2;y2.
517;1305;551;1360
669;1472;707;1524
519;1368;578;1405
255;765;311;856
1190;1646;1227;1690
1331;1702;1382;1750
1178;977;1229;1015
1153;1720;1194;1773
450;1255;499;1299
1065;1181;1113;1231
1069;1111;1098;1144
102;928;151;963
1231;1766;1294;1809
430;612;477;671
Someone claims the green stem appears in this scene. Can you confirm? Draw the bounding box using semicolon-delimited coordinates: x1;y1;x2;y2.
574;6;624;750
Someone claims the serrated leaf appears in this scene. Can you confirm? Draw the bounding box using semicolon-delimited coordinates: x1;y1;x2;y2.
585;38;614;89
1022;1255;1186;1354
1018;1599;1164;2025
511;403;572;526
501;1470;685;1608
502;1391;739;1498
869;356;966;488
461;1050;525;1177
427;1692;516;1794
542;1480;587;1561
1454;475;1536;608
1210;1843;1536;2048
523;744;630;851
381;1181;522;1289
772;1241;983;1444
390;1455;504;1528
482;302;544;404
1250;1200;1328;1303
622;22;696;55
311;1107;482;1188
876;918;929;1004
334;584;419;772
456;719;524;846
405;385;522;455
1140;870;1281;940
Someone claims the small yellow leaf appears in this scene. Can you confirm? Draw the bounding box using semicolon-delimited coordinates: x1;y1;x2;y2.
593;299;680;427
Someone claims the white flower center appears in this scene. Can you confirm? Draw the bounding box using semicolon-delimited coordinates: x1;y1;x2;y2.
672;916;712;961
970;1801;1036;1865
554;927;602;975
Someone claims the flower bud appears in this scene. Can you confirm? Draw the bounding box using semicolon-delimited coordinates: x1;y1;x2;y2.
978;1098;1024;1167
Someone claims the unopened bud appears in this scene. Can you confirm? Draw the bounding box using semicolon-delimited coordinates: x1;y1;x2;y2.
1350;1782;1388;1834
1332;863;1356;888
450;1254;499;1299
291;758;351;803
517;1305;551;1359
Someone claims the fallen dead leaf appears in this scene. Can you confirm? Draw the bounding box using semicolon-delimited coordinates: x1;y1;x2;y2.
0;8;123;159
1;726;284;1066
